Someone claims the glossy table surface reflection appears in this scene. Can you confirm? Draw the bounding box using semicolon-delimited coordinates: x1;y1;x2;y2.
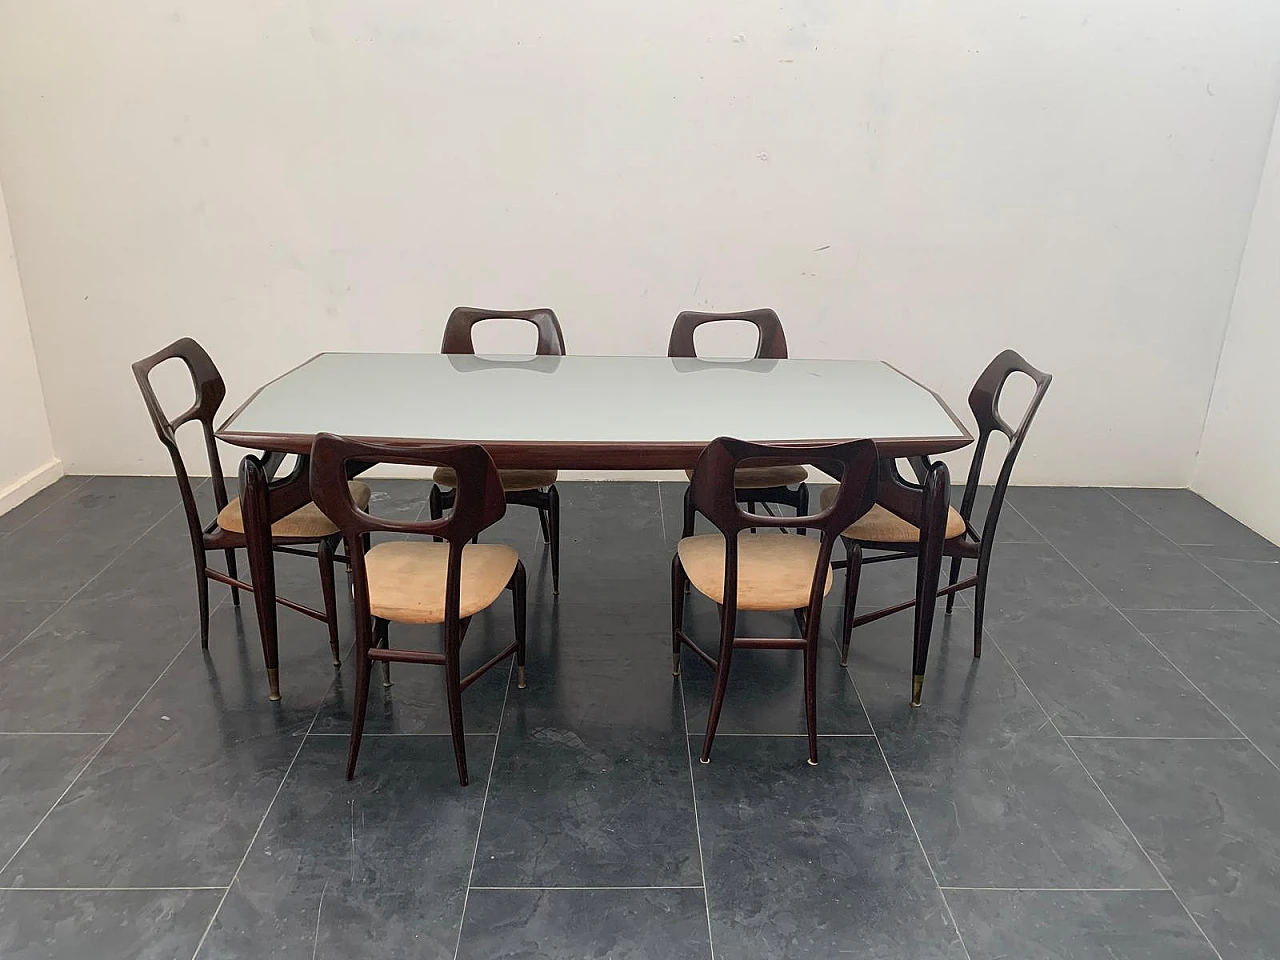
217;353;970;467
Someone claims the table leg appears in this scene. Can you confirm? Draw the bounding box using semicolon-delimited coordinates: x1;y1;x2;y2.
239;454;282;700
910;460;951;707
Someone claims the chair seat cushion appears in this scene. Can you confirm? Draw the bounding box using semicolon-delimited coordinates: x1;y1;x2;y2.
819;486;967;542
683;465;808;489
434;467;558;492
364;540;519;624
677;533;832;612
217;481;371;539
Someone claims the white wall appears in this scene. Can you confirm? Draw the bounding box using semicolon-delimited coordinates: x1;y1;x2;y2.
1193;99;1280;542
0;177;58;511
1;2;1279;483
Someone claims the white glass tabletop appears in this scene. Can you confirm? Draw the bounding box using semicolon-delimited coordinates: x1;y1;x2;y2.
218;353;969;467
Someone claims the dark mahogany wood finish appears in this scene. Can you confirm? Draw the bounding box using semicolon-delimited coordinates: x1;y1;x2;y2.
131;338;348;701
429;306;566;593
835;349;1052;682
310;433;526;786
668;309;811;535
672;437;879;765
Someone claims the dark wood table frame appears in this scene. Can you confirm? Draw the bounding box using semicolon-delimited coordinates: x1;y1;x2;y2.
217;364;972;703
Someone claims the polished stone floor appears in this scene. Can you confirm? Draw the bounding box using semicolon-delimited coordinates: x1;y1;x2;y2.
1;477;1278;959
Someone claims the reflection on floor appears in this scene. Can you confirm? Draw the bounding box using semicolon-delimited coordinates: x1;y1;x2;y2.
0;478;1276;958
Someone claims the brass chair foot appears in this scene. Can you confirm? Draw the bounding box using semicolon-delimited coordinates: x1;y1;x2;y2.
672;652;681;677
699;757;710;764
911;673;924;707
267;668;281;702
807;758;818;767
517;665;527;689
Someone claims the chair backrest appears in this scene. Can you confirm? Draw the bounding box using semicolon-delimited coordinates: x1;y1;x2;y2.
689;437;879;614
956;349;1053;546
441;306;566;356
667;309;788;360
310;433;508;625
132;338;232;542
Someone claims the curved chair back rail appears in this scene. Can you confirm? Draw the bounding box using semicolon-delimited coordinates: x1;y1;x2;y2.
441;306;567;357
667;308;788;360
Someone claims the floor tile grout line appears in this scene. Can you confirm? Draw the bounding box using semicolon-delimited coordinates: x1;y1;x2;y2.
682;732;877;738
0;492;189;669
1101;490;1280;774
0;594;226;879
939;886;1173;893
0;732;114;737
677;664;716;960
987;504;1226;960
985;630;1225;960
452;658;515;960
193;478;432;958
1017;497;1278;772
831;637;973;960
470;884;707;892
0;885;228;892
187;645;338;960
0;475;96;537
1062;735;1251;741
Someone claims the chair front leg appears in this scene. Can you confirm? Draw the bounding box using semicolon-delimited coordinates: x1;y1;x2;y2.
345;620;374;780
699;602;737;764
944;556;963;614
548;485;561;596
444;620;469;787
224;548;241;606
803;600;823;766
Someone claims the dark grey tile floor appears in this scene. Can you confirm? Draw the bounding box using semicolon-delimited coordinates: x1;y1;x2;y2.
1;478;1279;958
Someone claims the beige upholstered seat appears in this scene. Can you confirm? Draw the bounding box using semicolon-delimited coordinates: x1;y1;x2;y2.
362;540;519;624
819;486;966;542
434;467;557;493
677;533;832;611
683;465;807;489
217;481;371;538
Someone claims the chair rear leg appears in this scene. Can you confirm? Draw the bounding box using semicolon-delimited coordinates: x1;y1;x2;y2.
375;617;391;686
512;561;527;688
796;483;809;536
195;550;211;650
972;552;990;658
671;555;688;676
840;540;862;667
537;500;551;544
318;536;342;666
944;556;962;614
429;484;444;542
224;549;241;606
682;486;696;538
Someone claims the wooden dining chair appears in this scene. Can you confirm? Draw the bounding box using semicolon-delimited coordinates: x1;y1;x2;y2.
669;310;810;537
428;306;566;594
672;436;879;766
311;433;527;786
132;339;371;696
829;349;1052;668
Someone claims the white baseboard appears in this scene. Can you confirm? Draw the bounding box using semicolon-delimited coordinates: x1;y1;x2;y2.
0;458;64;519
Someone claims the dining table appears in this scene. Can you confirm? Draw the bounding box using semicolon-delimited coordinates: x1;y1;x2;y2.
216;352;972;701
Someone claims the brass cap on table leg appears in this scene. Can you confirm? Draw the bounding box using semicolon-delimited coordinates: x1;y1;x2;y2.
267;667;281;702
517;665;527;689
911;673;924;707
